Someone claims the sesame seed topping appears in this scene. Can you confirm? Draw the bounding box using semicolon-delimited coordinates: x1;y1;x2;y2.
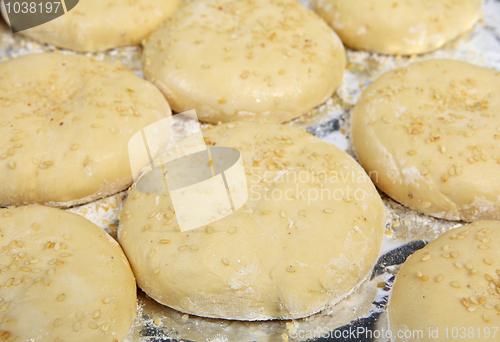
56;294;65;302
421;254;431;262
222;258;229;265
280;210;286;218
324;209;334;214
451;281;460;288
435;275;443;283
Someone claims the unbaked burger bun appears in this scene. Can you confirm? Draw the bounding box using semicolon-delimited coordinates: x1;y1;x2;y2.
389;221;500;342
0;205;137;342
142;0;346;124
313;0;482;55
118;122;385;320
1;0;182;52
0;53;171;208
352;59;500;221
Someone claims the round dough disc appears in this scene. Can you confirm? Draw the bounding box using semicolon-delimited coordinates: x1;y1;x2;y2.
142;0;346;124
352;59;500;221
118;122;385;320
0;205;137;342
313;0;482;55
1;0;182;52
0;53;171;207
388;221;500;342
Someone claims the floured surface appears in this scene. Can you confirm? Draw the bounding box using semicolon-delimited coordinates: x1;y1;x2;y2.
1;0;500;340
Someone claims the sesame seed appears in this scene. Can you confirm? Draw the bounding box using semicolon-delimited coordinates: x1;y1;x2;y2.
222;258;229;265
71;144;79;151
324;209;334;214
455;262;463;269
228;227;236;234
451;281;460;288
56;294;65;302
484;258;492;265
280;210;286;218
483;314;490;323
287;265;295;273
103;297;112;304
205;226;214;234
154;268;160;274
88;322;98;330
93;310;101;319
435;275;443;283
54;318;63;327
160;239;170;244
421;254;431;262
190;245;199;251
467;306;476;312
479;244;490;250
74;322;81;331
8;161;16;169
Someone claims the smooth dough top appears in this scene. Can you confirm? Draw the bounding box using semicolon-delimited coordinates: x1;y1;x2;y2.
118;122;385;320
313;0;482;55
142;0;346;124
0;53;171;207
0;205;137;342
2;0;182;52
352;59;500;222
389;221;500;342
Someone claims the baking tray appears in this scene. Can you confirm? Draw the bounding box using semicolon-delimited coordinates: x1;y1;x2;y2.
1;0;500;341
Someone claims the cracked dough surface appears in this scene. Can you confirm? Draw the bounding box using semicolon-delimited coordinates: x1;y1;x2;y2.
313;0;482;55
1;0;182;52
118;122;384;320
0;53;171;207
389;221;500;341
142;0;345;124
352;59;500;221
0;205;137;342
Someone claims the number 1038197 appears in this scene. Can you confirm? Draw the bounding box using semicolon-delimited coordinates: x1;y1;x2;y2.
444;327;498;338
4;2;62;14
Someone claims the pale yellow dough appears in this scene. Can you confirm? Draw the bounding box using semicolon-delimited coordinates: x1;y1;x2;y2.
313;0;482;55
389;221;500;342
352;59;500;221
118;122;385;320
0;53;171;207
142;0;346;124
0;205;137;342
1;0;182;52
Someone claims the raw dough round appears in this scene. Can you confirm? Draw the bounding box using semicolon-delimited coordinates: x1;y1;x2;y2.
0;205;137;342
1;0;182;52
388;221;500;342
142;0;346;124
118;122;385;320
313;0;482;55
352;59;500;221
0;53;171;207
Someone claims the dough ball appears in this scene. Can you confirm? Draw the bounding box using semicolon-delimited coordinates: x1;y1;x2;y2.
1;0;182;52
142;0;346;124
388;221;500;341
313;0;482;55
0;53;171;207
118;122;385;320
0;205;137;342
352;59;500;221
